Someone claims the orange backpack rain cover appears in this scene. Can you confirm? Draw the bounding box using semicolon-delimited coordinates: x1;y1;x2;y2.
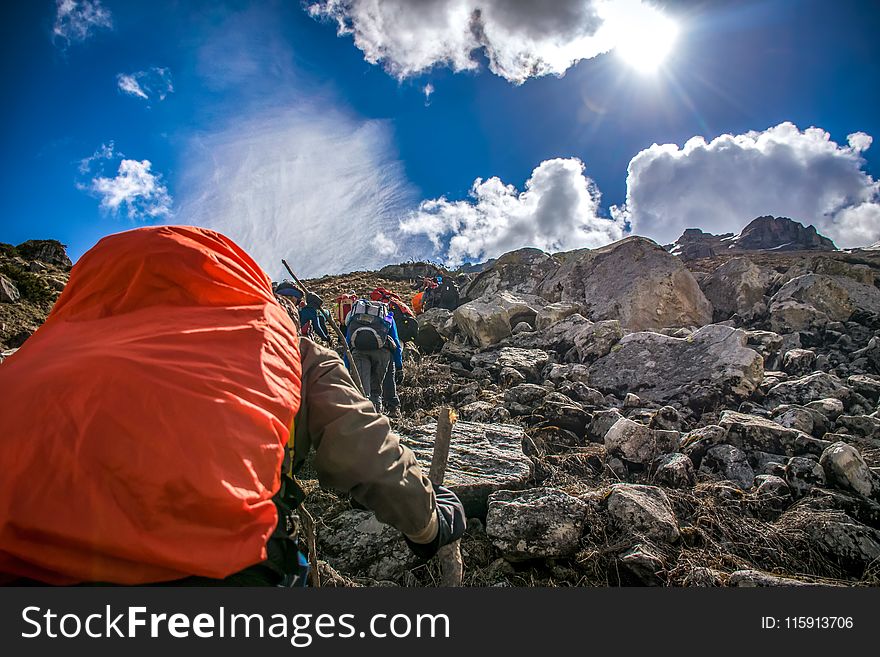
0;226;302;584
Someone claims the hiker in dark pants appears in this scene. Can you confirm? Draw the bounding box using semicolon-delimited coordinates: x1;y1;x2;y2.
345;298;402;414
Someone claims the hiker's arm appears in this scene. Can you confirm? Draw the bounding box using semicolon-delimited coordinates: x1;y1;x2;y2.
315;312;330;342
299;340;437;541
389;320;404;370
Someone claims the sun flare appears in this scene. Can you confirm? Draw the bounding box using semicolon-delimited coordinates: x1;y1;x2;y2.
606;4;680;74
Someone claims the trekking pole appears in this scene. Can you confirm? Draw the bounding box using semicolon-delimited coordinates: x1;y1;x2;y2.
281;259;366;397
428;407;464;587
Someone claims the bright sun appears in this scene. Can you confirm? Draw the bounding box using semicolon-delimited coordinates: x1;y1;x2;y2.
613;11;680;74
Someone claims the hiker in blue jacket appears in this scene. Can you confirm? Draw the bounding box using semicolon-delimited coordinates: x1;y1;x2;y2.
299;293;331;343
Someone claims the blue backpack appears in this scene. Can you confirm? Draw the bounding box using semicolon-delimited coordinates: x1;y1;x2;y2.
347;299;392;350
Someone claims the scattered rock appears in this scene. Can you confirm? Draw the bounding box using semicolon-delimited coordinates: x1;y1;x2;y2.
727;570;813;587
604;417;679;466
819;442;879;500
653;453;696;488
619;543;666;585
0;275;20;303
318;509;419;582
486;488;588;561
700;444;755;489
784;456;826;498
401;421;533;517
782;349;817;376
606;484;681;543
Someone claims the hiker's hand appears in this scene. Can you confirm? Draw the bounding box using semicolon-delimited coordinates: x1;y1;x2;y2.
395;368;404;386
405;485;466;560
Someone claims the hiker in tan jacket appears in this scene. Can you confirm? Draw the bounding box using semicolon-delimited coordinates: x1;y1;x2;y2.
291;337;460;545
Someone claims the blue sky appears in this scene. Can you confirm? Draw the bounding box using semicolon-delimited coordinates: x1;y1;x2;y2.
1;0;879;278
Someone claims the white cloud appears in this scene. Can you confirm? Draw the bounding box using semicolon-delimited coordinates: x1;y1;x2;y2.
91;160;172;219
174;106;417;279
116;68;175;102
617;122;880;248
307;0;673;84
78;143;172;219
53;0;112;45
399;157;626;266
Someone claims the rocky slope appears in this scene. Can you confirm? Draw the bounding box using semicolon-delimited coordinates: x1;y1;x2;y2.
3;231;880;587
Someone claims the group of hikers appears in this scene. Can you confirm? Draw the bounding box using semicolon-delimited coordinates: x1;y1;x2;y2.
0;226;466;587
271;274;460;419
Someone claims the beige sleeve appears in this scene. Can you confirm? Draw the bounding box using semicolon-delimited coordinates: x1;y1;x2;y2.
298;339;438;542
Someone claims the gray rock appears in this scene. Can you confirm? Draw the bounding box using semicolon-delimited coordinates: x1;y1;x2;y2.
819;442;879;500
588;324;764;406
619;544;666;585
573;319;624;363
701;258;772;322
700;444;755;489
745;330;785;368
784;510;880;575
784;456;826;498
782;348;817;376
847;374;880;402
769;274;855;332
836;414;880;439
765;372;851;407
486;488;588;561
587;408;624;443
653;453;696;488
754;474;792;508
770;405;826;436
0;275;20;303
454;292;544;348
401;421;532;517
806;397;845;419
535;301;583;330
539;236;712;330
719;411;830;456
462;248;559;300
512;321;533;334
415;308;454;353
318;510;419;582
470;347;551;382
680;424;729;467
604;417;680;466
606;484;680;543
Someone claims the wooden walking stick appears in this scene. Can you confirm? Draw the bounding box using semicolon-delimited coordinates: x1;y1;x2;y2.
281;259;365;396
428;407;464;587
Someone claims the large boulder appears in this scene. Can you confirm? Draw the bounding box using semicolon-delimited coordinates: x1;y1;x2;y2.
400;421;532;517
588;324;763;406
453;292;543;348
414;308;454;353
486;488;589;561
539;237;713;330
700;258;772;321
462;248;559;299
768;274;854;332
574;319;624;363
